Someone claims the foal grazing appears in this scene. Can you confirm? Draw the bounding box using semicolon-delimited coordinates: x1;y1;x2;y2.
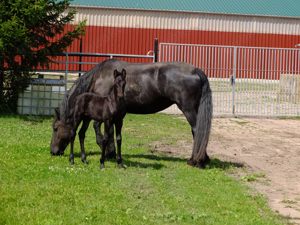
71;69;127;168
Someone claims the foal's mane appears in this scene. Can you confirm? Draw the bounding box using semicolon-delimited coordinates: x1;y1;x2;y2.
59;64;100;122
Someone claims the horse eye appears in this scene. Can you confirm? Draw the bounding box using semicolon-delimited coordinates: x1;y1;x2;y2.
54;128;58;132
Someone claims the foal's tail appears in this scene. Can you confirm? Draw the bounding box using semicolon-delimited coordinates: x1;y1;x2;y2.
191;68;213;168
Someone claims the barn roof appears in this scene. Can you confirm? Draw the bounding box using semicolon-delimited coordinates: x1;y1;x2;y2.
71;0;300;19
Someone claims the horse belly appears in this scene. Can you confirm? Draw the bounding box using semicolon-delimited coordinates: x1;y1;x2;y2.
126;98;173;114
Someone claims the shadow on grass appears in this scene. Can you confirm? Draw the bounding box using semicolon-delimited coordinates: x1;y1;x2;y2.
124;153;244;170
123;159;165;170
67;152;165;170
124;153;186;163
60;151;243;171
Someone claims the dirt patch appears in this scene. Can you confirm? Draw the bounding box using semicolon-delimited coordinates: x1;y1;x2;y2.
152;117;300;224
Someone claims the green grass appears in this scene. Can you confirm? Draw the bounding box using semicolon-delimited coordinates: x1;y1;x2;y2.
0;114;286;225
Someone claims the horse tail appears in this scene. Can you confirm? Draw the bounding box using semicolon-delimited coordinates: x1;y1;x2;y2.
191;68;213;168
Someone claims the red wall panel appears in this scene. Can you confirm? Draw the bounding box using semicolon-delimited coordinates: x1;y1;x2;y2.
46;25;300;72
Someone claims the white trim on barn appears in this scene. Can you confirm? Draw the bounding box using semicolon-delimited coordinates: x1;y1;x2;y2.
71;7;300;35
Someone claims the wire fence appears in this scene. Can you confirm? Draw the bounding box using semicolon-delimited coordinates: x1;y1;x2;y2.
17;44;300;117
159;43;300;117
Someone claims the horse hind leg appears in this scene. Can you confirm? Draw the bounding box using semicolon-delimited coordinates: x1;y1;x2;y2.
180;107;206;167
181;107;197;138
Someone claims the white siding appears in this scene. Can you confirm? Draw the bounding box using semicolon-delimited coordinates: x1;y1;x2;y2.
71;7;300;35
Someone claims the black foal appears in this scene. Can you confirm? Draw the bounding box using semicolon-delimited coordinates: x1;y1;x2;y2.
71;69;126;169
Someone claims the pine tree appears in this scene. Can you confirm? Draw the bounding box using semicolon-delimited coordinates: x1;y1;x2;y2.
0;0;85;112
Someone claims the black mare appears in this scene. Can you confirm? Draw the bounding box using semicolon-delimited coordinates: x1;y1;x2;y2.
50;59;212;168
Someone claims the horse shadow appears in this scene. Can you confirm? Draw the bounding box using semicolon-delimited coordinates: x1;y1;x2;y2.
123;153;244;170
206;158;244;170
70;151;244;170
70;151;165;170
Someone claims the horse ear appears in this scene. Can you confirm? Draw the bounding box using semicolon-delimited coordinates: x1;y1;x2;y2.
121;69;126;79
114;69;118;79
54;107;60;120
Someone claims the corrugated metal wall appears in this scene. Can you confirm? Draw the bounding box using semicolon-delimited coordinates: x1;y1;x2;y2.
71;8;300;50
46;7;300;72
73;8;300;35
73;26;300;52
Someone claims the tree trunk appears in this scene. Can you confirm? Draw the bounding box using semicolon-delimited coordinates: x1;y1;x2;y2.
0;58;4;107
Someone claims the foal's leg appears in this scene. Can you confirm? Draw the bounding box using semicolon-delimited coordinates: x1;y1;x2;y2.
93;121;103;150
106;125;117;159
99;121;111;169
78;119;90;164
115;119;125;169
93;121;116;159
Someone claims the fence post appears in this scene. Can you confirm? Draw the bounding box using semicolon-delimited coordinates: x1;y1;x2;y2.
154;38;159;62
232;47;237;115
79;38;83;77
65;52;69;93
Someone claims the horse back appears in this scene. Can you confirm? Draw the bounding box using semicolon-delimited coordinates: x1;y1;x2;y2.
90;60;202;114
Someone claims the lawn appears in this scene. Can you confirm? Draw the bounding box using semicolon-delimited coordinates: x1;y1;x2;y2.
0;114;286;225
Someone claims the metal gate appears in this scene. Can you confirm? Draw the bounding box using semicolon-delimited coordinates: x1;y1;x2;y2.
17;52;155;115
160;43;300;117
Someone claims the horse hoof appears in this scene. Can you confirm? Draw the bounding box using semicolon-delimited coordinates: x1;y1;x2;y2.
100;164;105;170
187;159;208;169
117;163;127;169
195;162;206;169
82;159;89;164
187;159;196;166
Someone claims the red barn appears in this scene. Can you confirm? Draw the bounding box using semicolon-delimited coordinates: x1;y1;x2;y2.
19;0;300;116
67;0;300;57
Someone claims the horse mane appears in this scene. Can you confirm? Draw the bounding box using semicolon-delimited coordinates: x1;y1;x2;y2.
59;64;100;122
59;59;125;122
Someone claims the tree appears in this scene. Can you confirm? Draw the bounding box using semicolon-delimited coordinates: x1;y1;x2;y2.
0;0;85;113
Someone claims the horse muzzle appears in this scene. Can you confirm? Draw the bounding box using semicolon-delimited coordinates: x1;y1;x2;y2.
50;145;64;156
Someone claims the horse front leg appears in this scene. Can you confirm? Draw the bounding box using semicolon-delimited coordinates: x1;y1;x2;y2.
70;115;81;165
99;120;111;170
78;119;90;164
106;125;117;159
93;121;103;150
115;119;125;169
69;133;76;165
